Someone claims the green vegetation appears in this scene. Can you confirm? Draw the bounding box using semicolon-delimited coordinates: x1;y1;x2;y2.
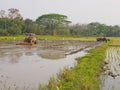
0;36;24;40
70;43;109;90
1;8;120;37
109;37;120;46
39;42;109;90
37;35;97;41
0;35;97;41
36;14;71;36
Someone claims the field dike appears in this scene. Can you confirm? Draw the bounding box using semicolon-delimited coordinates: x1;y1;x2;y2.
39;42;109;90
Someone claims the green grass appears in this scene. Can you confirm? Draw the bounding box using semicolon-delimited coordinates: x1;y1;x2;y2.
0;36;119;41
62;42;109;90
0;36;24;40
37;35;97;41
70;45;108;90
108;37;120;46
0;35;97;41
39;41;109;90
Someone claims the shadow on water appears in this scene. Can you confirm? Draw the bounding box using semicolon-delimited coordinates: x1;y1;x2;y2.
0;40;102;90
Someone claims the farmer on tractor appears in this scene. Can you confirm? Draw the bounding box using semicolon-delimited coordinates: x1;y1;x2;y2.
24;33;37;44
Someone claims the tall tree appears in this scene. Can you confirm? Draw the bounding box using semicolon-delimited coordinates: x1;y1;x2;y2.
23;18;43;35
23;19;37;33
36;13;71;35
8;8;22;19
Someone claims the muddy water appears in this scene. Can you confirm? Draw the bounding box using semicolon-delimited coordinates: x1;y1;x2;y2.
101;47;120;90
0;40;99;90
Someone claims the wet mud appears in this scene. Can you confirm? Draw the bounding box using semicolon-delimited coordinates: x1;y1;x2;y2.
101;47;120;90
0;40;103;90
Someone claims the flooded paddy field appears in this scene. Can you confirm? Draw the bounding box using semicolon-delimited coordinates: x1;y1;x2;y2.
101;47;120;90
0;40;102;90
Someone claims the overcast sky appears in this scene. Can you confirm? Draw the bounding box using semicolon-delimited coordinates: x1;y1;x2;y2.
0;0;120;25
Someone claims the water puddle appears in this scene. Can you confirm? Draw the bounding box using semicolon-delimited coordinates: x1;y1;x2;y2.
0;40;101;90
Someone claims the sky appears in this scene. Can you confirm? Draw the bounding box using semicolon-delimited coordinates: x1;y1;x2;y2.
0;0;120;25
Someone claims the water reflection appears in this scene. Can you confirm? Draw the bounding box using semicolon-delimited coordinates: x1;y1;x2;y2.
0;40;100;90
0;41;67;63
8;53;22;63
37;50;66;60
0;40;101;61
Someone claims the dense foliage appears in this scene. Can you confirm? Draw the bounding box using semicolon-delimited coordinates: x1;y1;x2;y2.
0;8;120;36
36;13;71;35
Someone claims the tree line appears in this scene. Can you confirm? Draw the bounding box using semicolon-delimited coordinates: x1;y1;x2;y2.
0;8;120;37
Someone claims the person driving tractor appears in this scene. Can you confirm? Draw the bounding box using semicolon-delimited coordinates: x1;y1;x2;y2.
24;33;37;44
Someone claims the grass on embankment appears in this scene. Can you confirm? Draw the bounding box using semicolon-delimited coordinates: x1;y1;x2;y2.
39;42;109;90
0;36;24;40
0;35;97;41
37;36;96;41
